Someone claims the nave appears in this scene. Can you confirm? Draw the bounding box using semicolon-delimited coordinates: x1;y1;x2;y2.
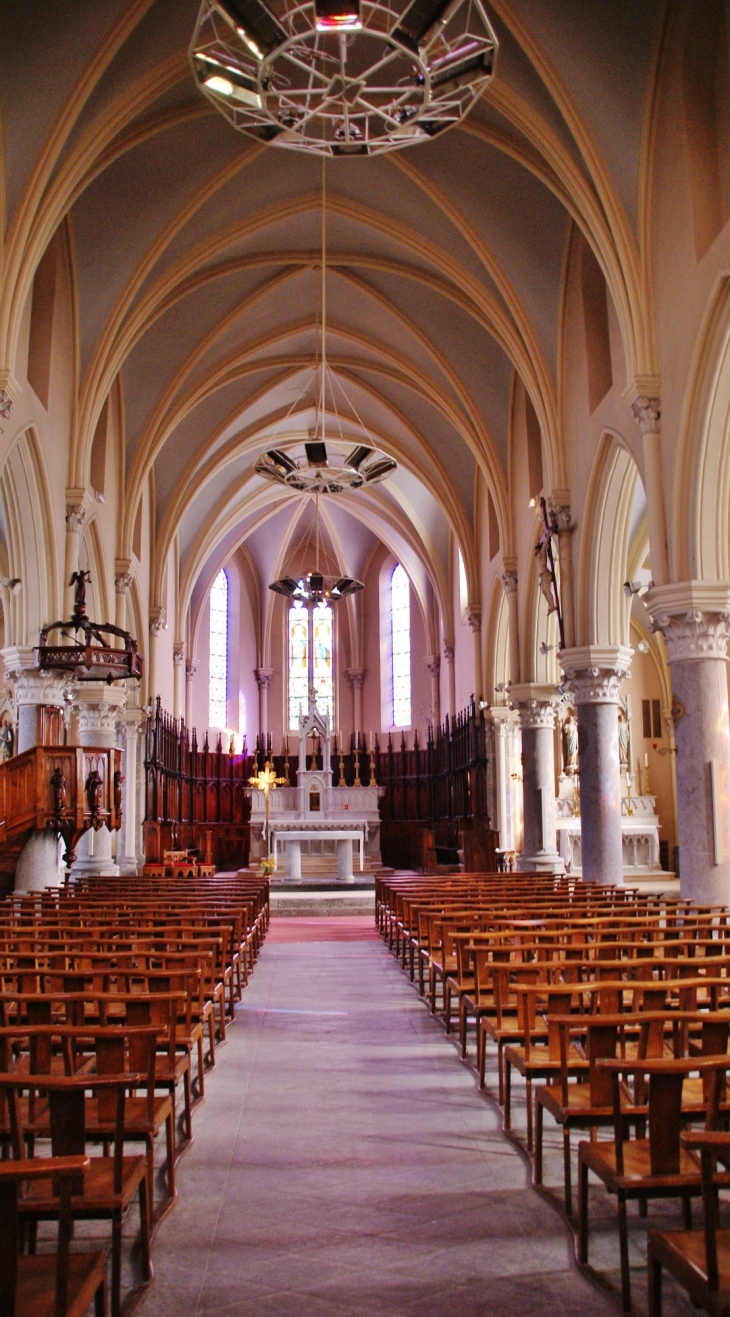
143;914;628;1317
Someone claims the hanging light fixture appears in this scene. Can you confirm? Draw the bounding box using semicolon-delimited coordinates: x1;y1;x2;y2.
190;0;497;156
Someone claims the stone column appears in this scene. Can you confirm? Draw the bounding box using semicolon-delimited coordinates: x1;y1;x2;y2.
500;565;521;684
185;659;197;729
114;562;133;635
147;608;166;703
2;648;71;890
560;646;632;885
173;642;186;721
549;497;576;649
489;706;521;856
255;667;274;739
70;684;127;879
116;709;145;875
63;496;87;619
465;605;482;703
509;683;563;872
443;642;456;718
337;838;354;882
646;583;730;902
632;395;670;588
2;647;70;752
424;654;441;728
347;668;364;736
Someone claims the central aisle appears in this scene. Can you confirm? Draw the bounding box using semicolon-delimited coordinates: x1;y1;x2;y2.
144;920;616;1317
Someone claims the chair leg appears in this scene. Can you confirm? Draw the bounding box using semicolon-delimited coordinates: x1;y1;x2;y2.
166;1110;176;1204
526;1077;533;1152
197;1035;205;1096
497;1044;505;1106
138;1177;152;1282
682;1193;692;1230
617;1195;632;1313
444;984;452;1033
95;1272;108;1317
460;1001;468;1060
563;1128;572;1218
111;1215;123;1317
578;1153;589;1263
183;1068;193;1143
504;1058;511;1131
647;1251;662;1317
534;1100;544;1186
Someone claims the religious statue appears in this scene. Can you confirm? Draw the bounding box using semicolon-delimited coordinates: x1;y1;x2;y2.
85;768;104;825
113;770;124;812
536;537;556;615
50;766;67;817
69;569;92;618
562;708;578;775
0;718;14;761
618;705;630;769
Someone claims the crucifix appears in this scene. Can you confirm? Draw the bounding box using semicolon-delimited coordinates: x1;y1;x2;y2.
248;759;286;855
535;497;565;648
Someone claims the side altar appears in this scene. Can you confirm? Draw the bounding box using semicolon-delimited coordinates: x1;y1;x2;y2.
248;703;383;882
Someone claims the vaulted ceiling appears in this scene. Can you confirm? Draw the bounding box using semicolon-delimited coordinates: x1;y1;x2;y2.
0;0;664;626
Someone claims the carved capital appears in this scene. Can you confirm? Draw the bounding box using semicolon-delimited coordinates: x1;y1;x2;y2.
0;372;20;425
651;608;730;663
632;395;661;436
499;568;518;595
560;646;632;705
114;567;134;594
516;699;558;730
508;683;561;729
65;502;87;534
149;607;166;637
443;642;455;663
11;669;72;708
424;654;440;677
0;390;13;422
347;667;365;689
548;499;573;532
464;605;482;633
185;660;197;681
173;641;186;667
255;666;274;689
73;684;127;735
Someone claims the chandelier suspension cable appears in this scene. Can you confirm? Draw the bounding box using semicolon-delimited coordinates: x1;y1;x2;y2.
319;155;327;447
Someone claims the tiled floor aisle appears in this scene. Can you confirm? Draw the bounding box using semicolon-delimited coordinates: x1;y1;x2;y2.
142;923;620;1317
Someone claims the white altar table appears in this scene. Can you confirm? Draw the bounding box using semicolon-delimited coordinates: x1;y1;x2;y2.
270;825;366;880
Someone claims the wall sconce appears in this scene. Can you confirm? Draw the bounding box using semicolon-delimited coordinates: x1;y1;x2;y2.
539;641;554;656
636;640;649;653
0;577;21;594
623;580;642;597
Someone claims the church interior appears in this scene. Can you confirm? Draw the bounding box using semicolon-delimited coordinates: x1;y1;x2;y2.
5;1;730;1314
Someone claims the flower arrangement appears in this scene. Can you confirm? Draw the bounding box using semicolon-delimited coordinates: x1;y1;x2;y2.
259;856;275;877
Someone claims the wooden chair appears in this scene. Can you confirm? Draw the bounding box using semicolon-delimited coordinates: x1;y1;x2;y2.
0;1073;152;1317
578;1055;730;1313
648;1128;730;1316
0;1155;108;1317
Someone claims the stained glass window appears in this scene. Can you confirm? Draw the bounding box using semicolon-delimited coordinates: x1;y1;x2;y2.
391;563;411;726
289;600;309;729
313;600;333;722
209;568;228;728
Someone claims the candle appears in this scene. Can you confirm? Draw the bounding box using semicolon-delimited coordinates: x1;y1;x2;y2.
644;752;648;768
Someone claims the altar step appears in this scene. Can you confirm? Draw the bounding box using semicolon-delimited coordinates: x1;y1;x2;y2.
269;885;376;917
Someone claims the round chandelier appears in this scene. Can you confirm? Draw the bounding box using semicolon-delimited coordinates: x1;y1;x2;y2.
255;439;396;493
190;0;498;156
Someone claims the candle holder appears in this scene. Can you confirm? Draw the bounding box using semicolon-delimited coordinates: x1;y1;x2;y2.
338;738;346;787
625;770;634;817
369;745;377;787
353;734;362;787
572;775;580;817
283;738;291;786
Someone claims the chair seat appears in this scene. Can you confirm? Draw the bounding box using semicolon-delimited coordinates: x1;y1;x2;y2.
649;1226;730;1314
580;1138;708;1192
504;1042;586;1077
85;1092;173;1137
538;1080;619;1124
15;1250;108;1317
18;1153;147;1215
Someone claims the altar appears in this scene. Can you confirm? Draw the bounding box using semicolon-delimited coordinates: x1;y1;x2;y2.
248;701;383;881
555;775;664;880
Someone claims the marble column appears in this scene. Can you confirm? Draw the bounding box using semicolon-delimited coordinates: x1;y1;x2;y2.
646;583;730;902
2;647;71;890
173;641;185;721
509;683;563;872
114;562;133;635
63;496;87;619
560;646;632;885
347;668;364;736
70;684;127;879
185;659;197;729
465;606;482;703
424;654;441;728
337;838;354;882
443;642;456;718
115;709;145;876
632;396;670;588
147;608;166;703
255;667;274;739
500;565;521;684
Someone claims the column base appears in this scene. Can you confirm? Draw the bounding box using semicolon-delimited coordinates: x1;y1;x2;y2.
15;831;65;891
117;857;143;876
519;850;565;875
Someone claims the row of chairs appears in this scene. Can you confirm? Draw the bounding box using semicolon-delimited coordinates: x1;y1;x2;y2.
378;871;730;1315
0;871;269;1317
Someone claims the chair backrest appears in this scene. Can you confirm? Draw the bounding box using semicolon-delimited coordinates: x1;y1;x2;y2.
0;1155;90;1317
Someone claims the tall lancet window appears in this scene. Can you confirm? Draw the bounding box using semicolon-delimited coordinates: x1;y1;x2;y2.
312;600;333;723
289;600;309;729
209;568;228;728
391;563;411;727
